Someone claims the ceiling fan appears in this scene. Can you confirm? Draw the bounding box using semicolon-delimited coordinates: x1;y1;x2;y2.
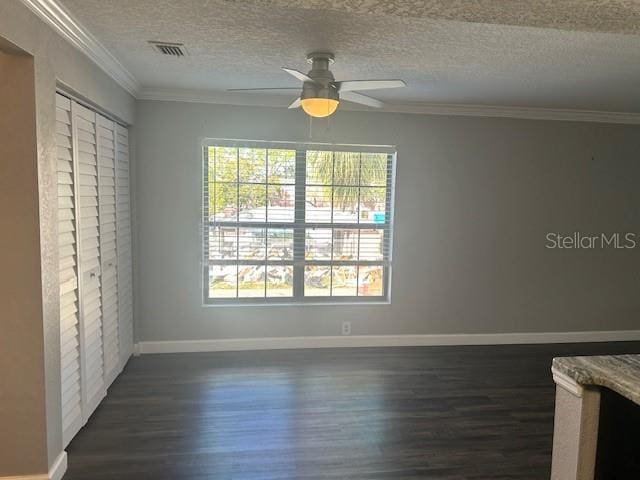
228;52;406;118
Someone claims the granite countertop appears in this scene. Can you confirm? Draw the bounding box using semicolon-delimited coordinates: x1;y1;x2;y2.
552;354;640;405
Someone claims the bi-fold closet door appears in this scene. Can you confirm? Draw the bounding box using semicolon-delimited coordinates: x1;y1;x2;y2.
96;115;120;388
55;92;133;447
56;94;83;446
115;125;134;361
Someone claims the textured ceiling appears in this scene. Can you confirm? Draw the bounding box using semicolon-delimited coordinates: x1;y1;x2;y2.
230;0;640;35
59;0;640;112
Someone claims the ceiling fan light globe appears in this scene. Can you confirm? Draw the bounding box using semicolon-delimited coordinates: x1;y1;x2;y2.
300;98;339;118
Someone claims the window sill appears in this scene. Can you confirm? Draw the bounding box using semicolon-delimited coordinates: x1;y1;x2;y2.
202;299;391;308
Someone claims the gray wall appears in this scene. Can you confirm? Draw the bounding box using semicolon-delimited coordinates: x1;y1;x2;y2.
0;0;135;472
135;100;640;342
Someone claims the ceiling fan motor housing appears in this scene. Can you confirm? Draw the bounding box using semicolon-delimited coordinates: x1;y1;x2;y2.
302;52;339;102
301;83;339;102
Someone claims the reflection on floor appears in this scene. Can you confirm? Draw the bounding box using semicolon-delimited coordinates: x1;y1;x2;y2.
65;342;640;479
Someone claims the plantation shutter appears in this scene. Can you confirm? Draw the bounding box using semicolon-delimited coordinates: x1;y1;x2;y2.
56;93;83;447
116;124;134;361
57;92;134;444
73;101;106;416
97;115;120;387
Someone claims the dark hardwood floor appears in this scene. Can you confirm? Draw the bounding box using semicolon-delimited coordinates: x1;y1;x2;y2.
65;342;640;480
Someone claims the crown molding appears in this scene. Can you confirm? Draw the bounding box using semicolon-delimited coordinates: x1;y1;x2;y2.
138;87;292;108
139;87;640;125
20;0;140;96
380;102;640;125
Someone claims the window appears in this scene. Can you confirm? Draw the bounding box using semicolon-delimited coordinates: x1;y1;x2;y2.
203;140;395;304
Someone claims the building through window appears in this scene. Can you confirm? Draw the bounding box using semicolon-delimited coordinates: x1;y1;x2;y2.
203;140;396;304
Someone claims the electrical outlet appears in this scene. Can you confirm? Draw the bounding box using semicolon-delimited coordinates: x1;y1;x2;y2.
341;321;351;335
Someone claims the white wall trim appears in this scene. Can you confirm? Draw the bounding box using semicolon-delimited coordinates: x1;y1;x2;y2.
19;0;140;96
137;87;291;108
48;452;67;480
0;451;67;480
138;87;640;125
137;330;640;354
0;474;48;479
383;102;640;125
0;474;48;480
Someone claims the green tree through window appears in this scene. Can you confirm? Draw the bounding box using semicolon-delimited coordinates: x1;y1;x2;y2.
204;143;394;303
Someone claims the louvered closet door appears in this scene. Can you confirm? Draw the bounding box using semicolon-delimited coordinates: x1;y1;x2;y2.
97;115;120;387
56;94;83;447
116;124;134;362
73;102;106;416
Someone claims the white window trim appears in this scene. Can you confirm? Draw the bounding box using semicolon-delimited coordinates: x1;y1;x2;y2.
201;139;397;306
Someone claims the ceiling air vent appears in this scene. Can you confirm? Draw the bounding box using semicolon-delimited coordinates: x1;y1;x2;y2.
149;41;187;57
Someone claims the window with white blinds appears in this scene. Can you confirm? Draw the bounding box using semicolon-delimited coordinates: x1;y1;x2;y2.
202;140;396;304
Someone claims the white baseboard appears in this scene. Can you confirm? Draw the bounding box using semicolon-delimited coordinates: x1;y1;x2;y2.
1;451;67;480
137;330;640;354
0;474;48;480
48;453;67;480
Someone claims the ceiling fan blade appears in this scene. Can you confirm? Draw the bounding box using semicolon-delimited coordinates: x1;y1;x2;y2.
334;80;406;92
227;87;301;92
282;67;316;83
340;91;383;108
288;98;302;109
